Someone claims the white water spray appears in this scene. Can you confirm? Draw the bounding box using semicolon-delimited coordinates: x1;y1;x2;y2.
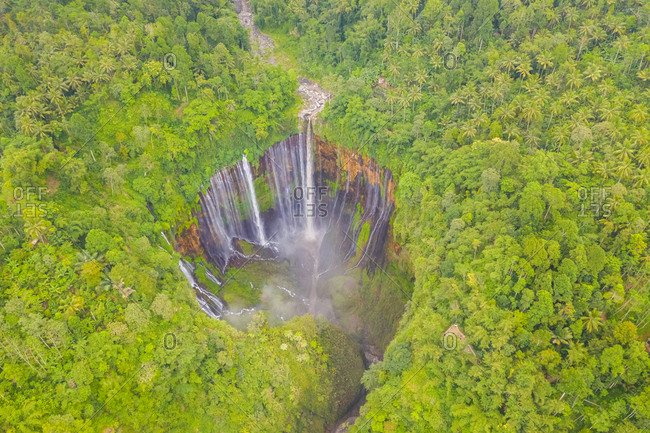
242;153;266;245
304;119;316;239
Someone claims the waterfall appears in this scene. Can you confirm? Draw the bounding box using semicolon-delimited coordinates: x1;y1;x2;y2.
304;120;316;239
185;134;395;320
179;260;224;319
197;154;275;270
195;135;394;272
242;153;266;245
160;231;171;246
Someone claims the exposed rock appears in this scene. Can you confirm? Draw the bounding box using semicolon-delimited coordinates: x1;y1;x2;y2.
315;136;395;206
233;0;276;64
176;223;203;258
361;342;382;367
298;77;332;121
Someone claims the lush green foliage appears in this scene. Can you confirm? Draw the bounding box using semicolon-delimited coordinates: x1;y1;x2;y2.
0;1;362;432
4;0;650;431
251;0;650;431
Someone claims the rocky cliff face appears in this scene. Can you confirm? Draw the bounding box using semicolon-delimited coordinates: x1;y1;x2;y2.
178;133;395;274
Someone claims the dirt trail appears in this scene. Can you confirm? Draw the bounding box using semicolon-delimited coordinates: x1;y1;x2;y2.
233;0;331;121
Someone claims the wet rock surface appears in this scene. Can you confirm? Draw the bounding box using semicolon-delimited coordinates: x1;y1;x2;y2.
298;77;332;120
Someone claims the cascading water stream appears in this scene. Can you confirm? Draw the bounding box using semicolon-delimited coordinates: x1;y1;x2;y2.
304;119;316;239
179;259;224;319
242;153;266;245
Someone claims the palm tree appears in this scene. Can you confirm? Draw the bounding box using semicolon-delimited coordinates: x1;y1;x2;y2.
430;38;443;54
386;62;401;83
546;100;564;130
598;102;618;121
583;309;604;333
567;341;587;365
616;159;633;182
504;124;521;141
569;148;594;166
449;91;465;106
407;21;421;37
629;105;648;124
414;69;427;86
33;121;53;139
524;130;541;148
551;328;573;346
634;169;650;187
65;73;83;91
564;8;579;29
48;90;66;118
386;90;398;116
594;161;614;180
613;141;635;162
605;16;626;36
459;121;478;143
560;90;578;106
429;54;443;70
637;69;650;82
18;117;37;136
583;63;603;82
98;275;113;292
551;124;571;147
409;87;422;112
630;128;649;147
579;19;598;41
545;72;563;90
58;295;85;317
397;90;409;120
24;216;51;243
521;100;542;129
636;146;650;167
495;103;516;122
566;70;583;89
484;64;500;81
598;79;617;97
612;35;630;62
500;56;517;74
75;251;105;269
536;52;554;75
515;60;532;78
